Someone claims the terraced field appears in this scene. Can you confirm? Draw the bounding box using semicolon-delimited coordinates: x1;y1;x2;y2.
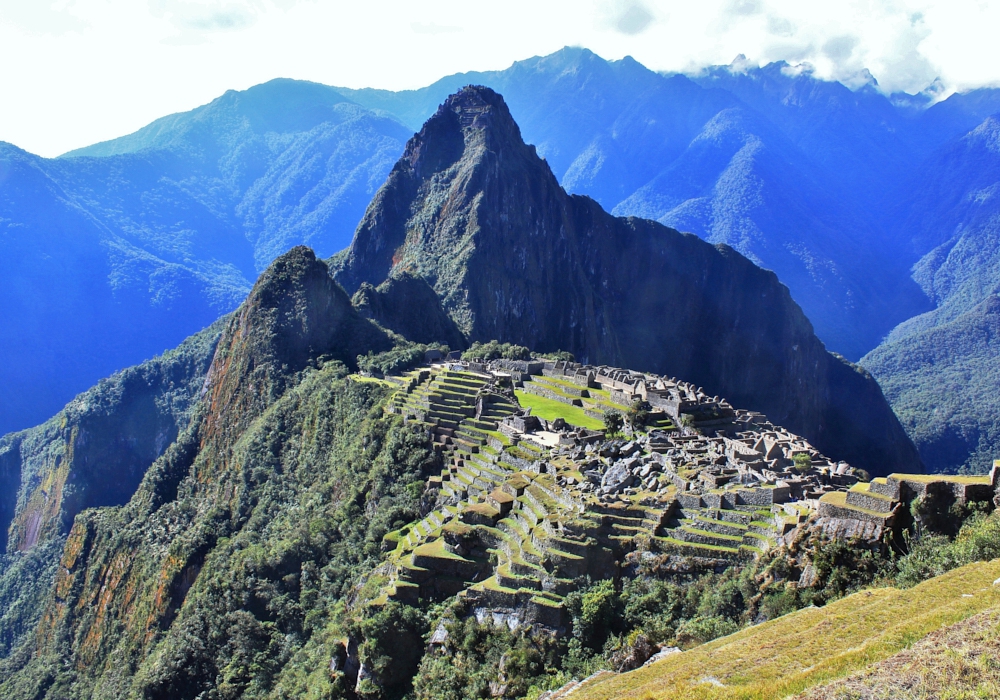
518;374;673;431
371;359;997;656
375;365;794;622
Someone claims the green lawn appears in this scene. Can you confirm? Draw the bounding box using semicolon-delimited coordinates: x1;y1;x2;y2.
514;390;605;430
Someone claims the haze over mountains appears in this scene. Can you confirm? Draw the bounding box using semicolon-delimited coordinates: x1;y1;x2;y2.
2;46;1000;472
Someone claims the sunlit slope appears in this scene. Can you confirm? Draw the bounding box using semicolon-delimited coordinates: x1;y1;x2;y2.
576;559;1000;700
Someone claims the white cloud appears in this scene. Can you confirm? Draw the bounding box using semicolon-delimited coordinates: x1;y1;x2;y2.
601;1;655;35
0;0;997;157
411;22;461;35
0;0;87;35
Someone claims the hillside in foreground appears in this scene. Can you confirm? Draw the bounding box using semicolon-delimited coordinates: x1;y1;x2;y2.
573;558;1000;700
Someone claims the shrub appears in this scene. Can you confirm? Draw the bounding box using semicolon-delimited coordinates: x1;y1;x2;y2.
626;400;651;431
536;350;575;362
673;615;740;647
793;453;811;473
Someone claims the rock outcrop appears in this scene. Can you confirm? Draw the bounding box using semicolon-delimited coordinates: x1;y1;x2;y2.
351;272;466;350
332;86;921;476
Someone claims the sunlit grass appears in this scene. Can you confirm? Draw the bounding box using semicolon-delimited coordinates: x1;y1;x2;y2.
575;559;1000;700
514;390;604;430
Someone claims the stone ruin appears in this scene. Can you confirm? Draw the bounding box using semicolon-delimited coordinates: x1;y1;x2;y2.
369;356;1000;631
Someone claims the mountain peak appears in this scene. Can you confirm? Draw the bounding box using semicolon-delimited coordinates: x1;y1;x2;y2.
335;85;552;297
401;84;530;173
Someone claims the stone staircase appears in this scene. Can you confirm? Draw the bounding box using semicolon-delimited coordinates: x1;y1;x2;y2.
654;497;785;560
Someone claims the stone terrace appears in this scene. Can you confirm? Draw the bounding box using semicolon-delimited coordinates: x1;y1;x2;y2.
368;358;997;629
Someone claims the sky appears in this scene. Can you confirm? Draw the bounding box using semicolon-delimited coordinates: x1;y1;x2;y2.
0;0;998;157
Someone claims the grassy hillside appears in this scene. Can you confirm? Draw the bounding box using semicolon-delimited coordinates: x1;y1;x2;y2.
575;558;1000;700
863;295;1000;474
795;607;1000;699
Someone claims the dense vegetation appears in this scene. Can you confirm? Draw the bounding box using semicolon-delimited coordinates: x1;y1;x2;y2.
461;341;532;362
864;295;1000;474
0;365;441;699
344;498;1000;700
357;343;449;376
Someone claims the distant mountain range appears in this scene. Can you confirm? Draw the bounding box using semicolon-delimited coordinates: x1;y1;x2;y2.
862;115;1000;473
2;47;1000;472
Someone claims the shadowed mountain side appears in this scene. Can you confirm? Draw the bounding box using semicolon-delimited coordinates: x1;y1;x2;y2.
612;107;930;359
337;48;936;358
333;86;921;476
351;273;467;350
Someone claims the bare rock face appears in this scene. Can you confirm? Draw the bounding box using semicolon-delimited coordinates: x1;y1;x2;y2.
601;463;634;494
333;85;921;476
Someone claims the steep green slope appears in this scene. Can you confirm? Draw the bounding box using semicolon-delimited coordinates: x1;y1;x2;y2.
862;115;1000;473
863;295;1000;474
0;320;225;658
795;607;1000;699
0;246;424;698
574;558;1000;700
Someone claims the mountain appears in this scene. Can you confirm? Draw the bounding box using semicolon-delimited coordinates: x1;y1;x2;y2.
861;114;1000;473
0;244;987;700
0;245;428;697
0;318;225;657
3;47;998;472
332;85;920;476
338;49;933;360
0;80;411;437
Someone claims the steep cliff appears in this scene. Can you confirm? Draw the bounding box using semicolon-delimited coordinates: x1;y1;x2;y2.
0;319;223;661
333;86;921;476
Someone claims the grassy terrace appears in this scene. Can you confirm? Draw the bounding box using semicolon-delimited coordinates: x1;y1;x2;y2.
515;389;604;430
575;558;1000;700
890;473;991;485
820;490;893;518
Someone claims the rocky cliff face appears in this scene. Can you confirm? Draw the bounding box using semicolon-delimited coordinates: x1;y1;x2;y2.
351;272;466;349
0;321;225;556
0;320;223;662
334;86;921;476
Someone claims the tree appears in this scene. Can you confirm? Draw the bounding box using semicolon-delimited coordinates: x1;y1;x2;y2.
603;409;623;437
792;453;812;473
626;400;651;432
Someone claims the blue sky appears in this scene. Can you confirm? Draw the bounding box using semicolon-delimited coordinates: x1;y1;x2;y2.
1;0;997;157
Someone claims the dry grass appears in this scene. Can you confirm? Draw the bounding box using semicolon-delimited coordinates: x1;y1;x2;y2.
793;607;1000;699
889;473;991;485
573;559;1000;700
